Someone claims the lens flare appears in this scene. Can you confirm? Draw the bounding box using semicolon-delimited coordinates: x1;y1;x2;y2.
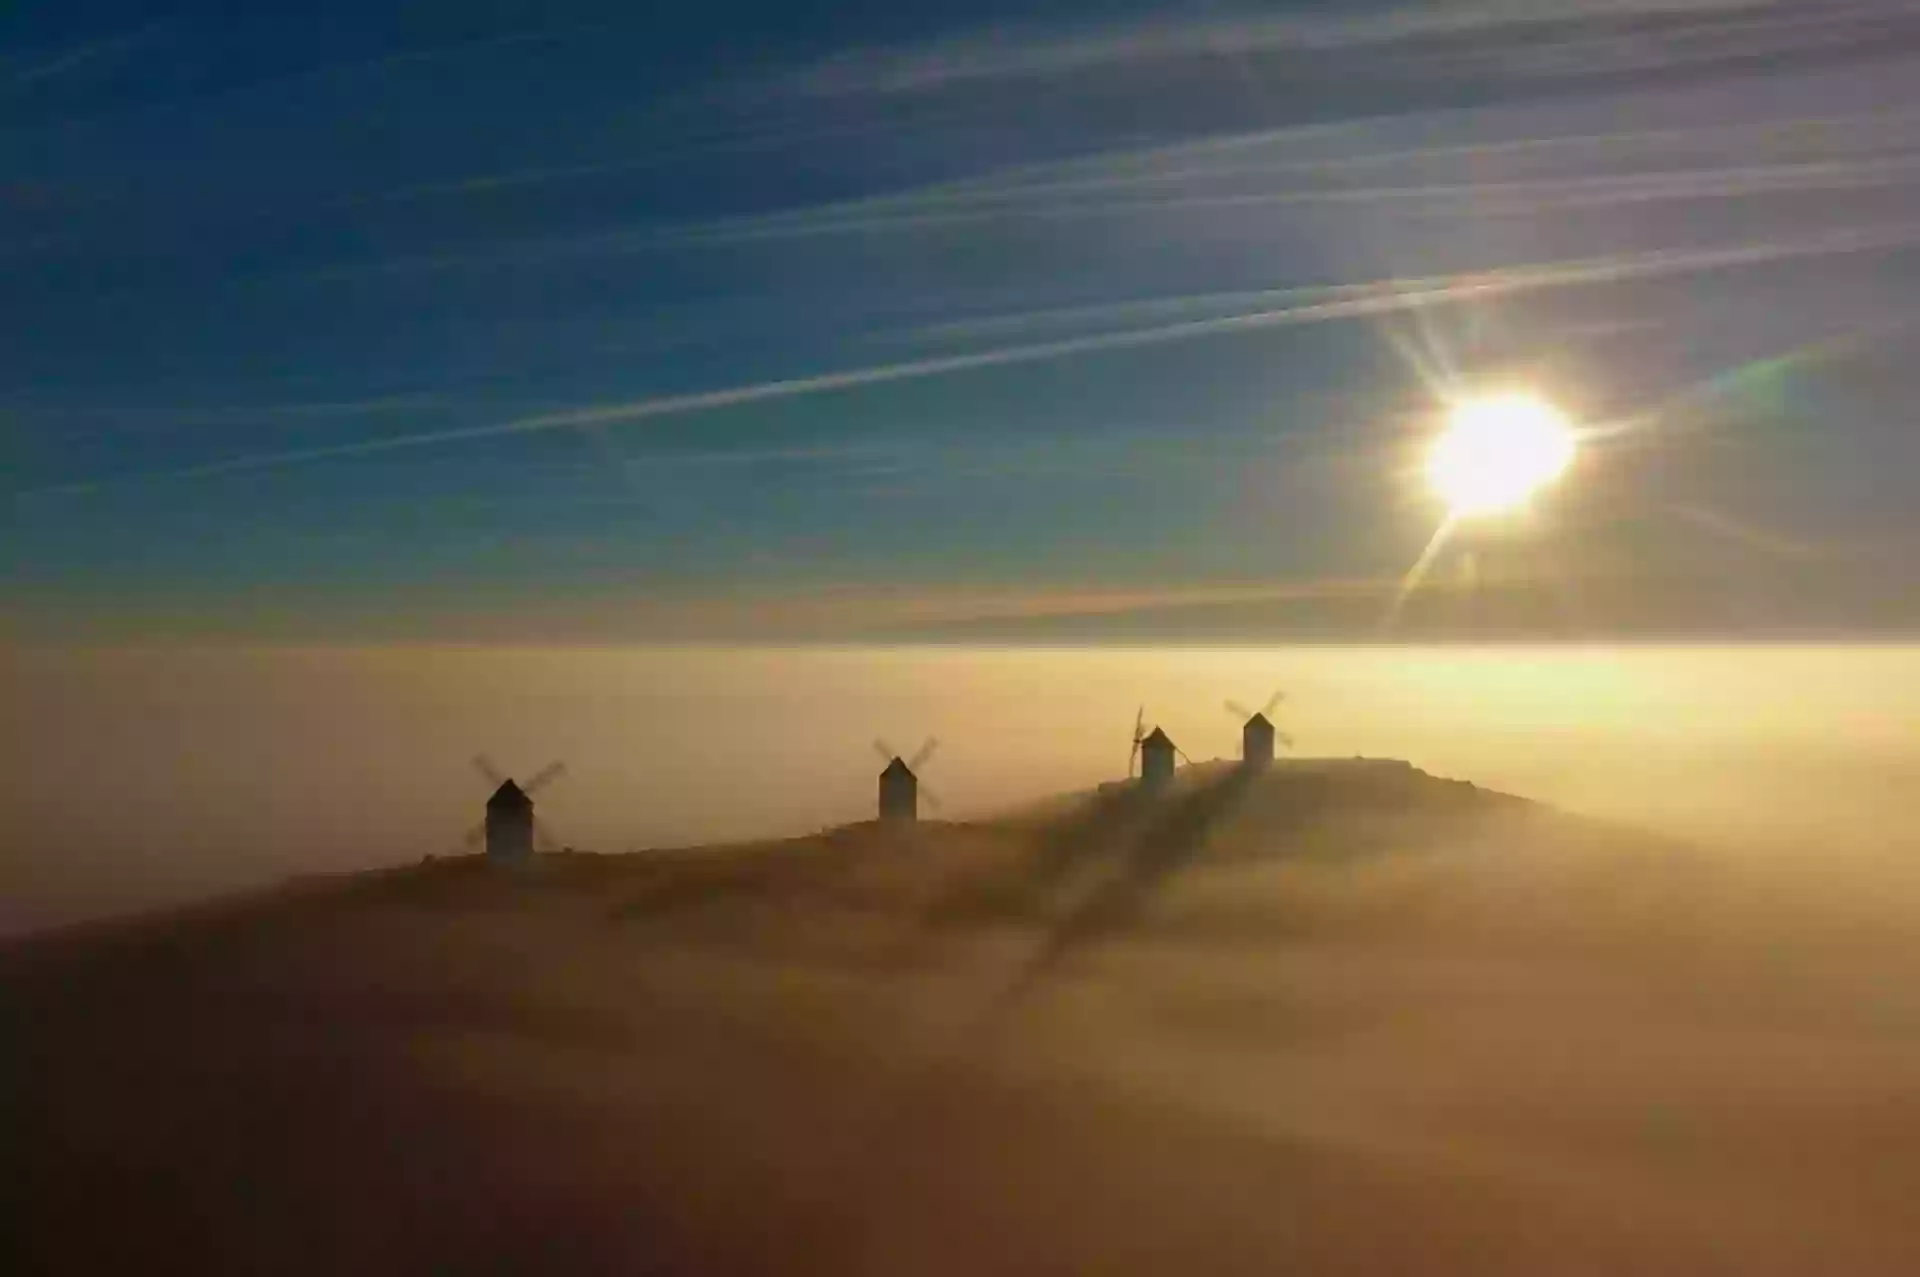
1426;392;1577;517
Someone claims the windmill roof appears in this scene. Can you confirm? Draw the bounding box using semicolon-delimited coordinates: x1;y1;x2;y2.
880;756;916;779
1245;713;1272;728
1141;727;1175;748
487;779;532;809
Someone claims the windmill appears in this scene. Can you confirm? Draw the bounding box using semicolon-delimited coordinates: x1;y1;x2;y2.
1128;707;1189;791
464;754;569;865
873;737;942;823
1224;690;1293;768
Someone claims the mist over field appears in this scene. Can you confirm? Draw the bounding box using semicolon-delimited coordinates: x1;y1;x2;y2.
10;680;1920;1273
9;638;1920;1273
5;642;1918;934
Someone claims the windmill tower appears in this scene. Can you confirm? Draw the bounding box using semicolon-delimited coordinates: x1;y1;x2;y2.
464;755;567;867
874;738;942;823
485;781;534;865
1225;691;1293;768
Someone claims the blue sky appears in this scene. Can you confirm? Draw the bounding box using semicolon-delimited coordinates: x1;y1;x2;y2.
8;0;1920;641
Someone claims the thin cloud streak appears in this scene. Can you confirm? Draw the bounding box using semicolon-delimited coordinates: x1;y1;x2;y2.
905;101;1920;206
301;117;1920;278
878;283;1375;347
646;155;1920;250
827;110;1920;212
779;0;1916;97
361;27;1916;218
4;22;166;91
3;393;445;429
1666;503;1868;561
337;105;984;211
18;223;1920;498
450;577;1398;643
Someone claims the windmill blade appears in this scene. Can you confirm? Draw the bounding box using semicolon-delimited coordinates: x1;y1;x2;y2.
1174;745;1195;766
525;760;567;794
873;738;899;765
462;820;487;848
1225;699;1254;721
1263;690;1286;716
472;753;506;788
920;782;944;813
1276;731;1296;749
910;737;940;771
1133;706;1146;741
533;817;566;853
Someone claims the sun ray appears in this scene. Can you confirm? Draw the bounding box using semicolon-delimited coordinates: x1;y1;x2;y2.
1377;315;1458;402
1379;514;1458;636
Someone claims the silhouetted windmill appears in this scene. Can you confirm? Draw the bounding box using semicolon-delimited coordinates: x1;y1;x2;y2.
464;754;568;865
1225;690;1293;768
873;737;942;823
1128;707;1188;792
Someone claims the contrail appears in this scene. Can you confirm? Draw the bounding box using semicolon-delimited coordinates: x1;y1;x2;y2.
286;91;1920;286
1666;503;1846;561
881;281;1369;346
902;102;1920;213
309;150;1920;281
647;155;1920;250
777;0;1885;97
7;21;166;91
677;101;1920;230
18;224;1920;498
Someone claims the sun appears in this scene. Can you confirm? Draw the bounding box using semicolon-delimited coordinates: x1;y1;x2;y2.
1425;392;1577;517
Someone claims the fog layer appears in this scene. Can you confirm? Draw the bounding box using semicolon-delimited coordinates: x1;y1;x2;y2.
4;643;1916;933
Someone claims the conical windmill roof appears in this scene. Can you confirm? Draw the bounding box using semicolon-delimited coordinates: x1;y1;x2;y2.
487;779;532;810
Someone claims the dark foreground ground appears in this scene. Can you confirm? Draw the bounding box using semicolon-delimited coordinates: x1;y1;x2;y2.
7;762;1920;1274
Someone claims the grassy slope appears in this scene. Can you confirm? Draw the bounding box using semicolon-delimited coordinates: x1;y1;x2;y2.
6;763;1919;1274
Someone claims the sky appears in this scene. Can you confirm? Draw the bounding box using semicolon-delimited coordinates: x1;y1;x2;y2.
8;0;1920;643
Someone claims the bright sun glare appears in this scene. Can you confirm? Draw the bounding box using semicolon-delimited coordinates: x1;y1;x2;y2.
1426;392;1577;517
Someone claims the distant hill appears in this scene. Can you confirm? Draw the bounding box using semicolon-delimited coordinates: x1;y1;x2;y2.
6;762;1909;1275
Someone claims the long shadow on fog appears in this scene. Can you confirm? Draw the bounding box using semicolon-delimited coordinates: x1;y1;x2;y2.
985;763;1506;1000
917;783;1158;930
999;765;1266;1001
923;766;1452;943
